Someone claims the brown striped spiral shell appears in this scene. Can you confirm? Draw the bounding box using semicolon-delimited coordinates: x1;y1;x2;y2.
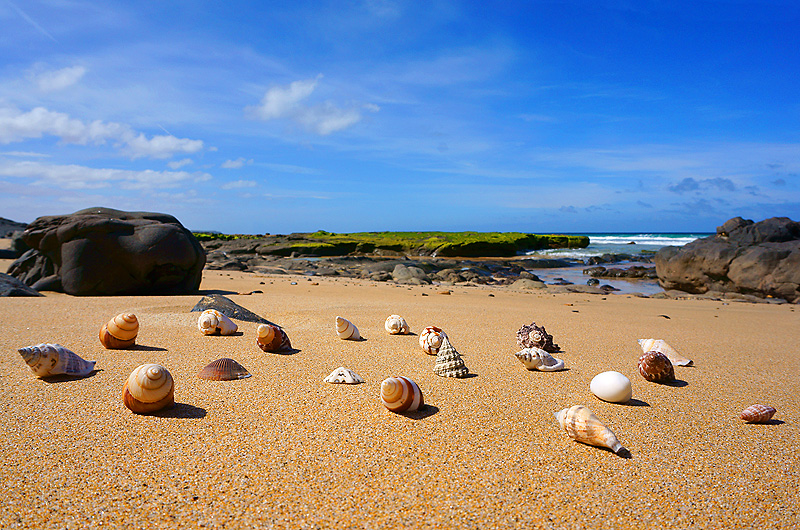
99;313;138;349
740;404;776;423
380;376;424;413
637;351;675;383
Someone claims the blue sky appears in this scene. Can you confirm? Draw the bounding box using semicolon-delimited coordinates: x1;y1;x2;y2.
1;0;798;234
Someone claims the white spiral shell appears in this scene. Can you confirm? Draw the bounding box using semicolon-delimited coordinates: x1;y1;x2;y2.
514;347;565;372
198;309;238;335
123;364;174;414
335;316;360;340
384;315;410;335
18;343;96;378
323;367;365;384
419;326;446;355
381;376;424;413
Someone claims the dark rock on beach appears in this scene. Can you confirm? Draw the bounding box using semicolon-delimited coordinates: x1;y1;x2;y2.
0;273;43;297
191;294;277;325
0;217;27;237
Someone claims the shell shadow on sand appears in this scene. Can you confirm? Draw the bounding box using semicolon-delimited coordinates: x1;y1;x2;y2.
153;403;207;419
41;370;101;383
621;398;650;407
397;404;439;420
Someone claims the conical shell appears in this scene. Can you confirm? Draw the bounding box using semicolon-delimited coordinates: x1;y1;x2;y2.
740;404;776;423
256;324;292;353
99;313;139;349
514;347;565;372
516;322;559;352
638;351;675;383
419;326;446;355
555;405;626;455
335;316;360;340
638;338;692;366
433;336;469;378
198;309;238;335
385;314;410;335
18;343;96;378
123;364;174;414
324;367;365;384
381;376;423;412
198;358;251;381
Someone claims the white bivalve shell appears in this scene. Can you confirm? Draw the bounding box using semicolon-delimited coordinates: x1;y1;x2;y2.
590;371;632;403
637;338;692;366
18;343;96;378
197;309;238;335
384;314;410;335
514;347;565;372
123;364;174;414
335;316;360;340
323;367;365;384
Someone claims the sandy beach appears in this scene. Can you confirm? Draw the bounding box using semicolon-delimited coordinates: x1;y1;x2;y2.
1;266;798;529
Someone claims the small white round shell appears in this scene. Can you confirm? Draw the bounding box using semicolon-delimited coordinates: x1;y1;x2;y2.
590;371;632;403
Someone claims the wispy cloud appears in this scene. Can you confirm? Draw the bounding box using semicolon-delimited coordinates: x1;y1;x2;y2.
221;157;253;169
167;158;193;169
221;179;257;189
5;0;58;42
123;133;203;159
35;66;86;92
668;177;736;194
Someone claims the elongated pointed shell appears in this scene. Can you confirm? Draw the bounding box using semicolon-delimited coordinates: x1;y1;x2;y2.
335;316;360;340
515;347;565;372
516;322;559;352
123;364;174;414
385;314;410;335
198;358;251;381
18;343;96;378
324;367;365;384
256;324;292;353
419;326;446;355
433;336;469;378
99;313;139;349
740;404;776;423
381;376;423;412
638;338;692;366
638;351;675;383
555;405;626;455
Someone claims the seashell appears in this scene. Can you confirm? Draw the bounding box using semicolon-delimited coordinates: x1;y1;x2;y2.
516;322;559;352
514;347;565;372
256;323;292;353
555;405;627;455
123;364;174;414
381;376;424;413
740;404;777;423
433;336;469;378
638;351;675;383
18;343;96;378
335;316;361;340
198;358;251;381
419;326;447;355
323;367;365;384
385;314;410;335
590;371;632;403
637;338;692;366
99;312;139;349
197;309;238;336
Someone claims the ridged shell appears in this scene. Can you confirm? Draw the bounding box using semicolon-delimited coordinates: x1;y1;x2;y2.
555;405;627;455
516;322;559;352
381;376;423;413
256;324;292;353
335;316;360;340
419;326;446;355
433;336;469;378
197;309;238;335
590;371;632;403
18;343;96;378
638;351;675;383
514;347;565;372
638;338;693;366
99;313;139;349
740;404;776;423
198;358;251;381
385;314;410;335
123;364;174;414
323;367;365;384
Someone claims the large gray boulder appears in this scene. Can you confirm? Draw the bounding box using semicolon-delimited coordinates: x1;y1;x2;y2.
7;207;205;296
655;217;800;303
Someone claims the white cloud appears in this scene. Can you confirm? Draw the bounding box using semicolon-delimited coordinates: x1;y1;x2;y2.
221;179;257;189
123;133;203;159
36;66;87;92
250;78;319;120
168;158;193;169
221;157;253;169
0;151;50;158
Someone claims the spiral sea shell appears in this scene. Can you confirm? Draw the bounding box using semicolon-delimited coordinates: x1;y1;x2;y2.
419;326;446;355
385;314;410;335
638;351;675;383
197;309;238;336
123;364;174;414
198;358;251;381
99;313;139;349
555;405;627;456
381;376;424;413
335;316;360;340
638;338;692;366
514;347;565;372
740;404;777;423
18;343;96;378
256;324;292;353
323;367;365;384
433;336;469;378
516;322;559;352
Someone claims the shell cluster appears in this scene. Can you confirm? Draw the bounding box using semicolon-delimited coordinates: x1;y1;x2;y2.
198;358;251;381
385;314;410;335
419;326;446;355
590;371;632;403
99;313;139;349
514;347;565;372
381;376;423;413
198;309;238;336
638;351;675;383
433;336;469;378
638;338;692;366
123;364;174;414
324;367;364;384
256;324;292;353
335;316;360;340
516;322;559;352
740;404;776;423
18;343;96;378
555;405;627;456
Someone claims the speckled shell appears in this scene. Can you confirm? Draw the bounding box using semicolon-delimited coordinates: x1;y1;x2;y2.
638;338;692;366
590;371;632;403
123;364;174;414
514;347;565;372
256;324;292;353
555;405;626;455
323;367;365;384
385;315;410;335
638;351;675;383
740;404;776;423
198;309;238;336
419;326;446;355
18;343;96;378
99;313;139;349
335;316;360;340
198;358;251;381
381;376;423;413
433;336;469;378
516;322;559;353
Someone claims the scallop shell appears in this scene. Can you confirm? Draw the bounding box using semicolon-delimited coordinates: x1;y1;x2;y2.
385;314;410;335
419;326;446;355
516;322;559;352
514;347;565;372
555;405;627;456
99;312;139;349
197;309;238;336
590;371;632;403
18;343;96;378
198;358;251;381
638;338;692;366
323;367;365;384
335;316;360;340
123;364;174;414
256;324;292;353
433;336;469;378
381;376;424;413
740;404;776;423
638;351;675;383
